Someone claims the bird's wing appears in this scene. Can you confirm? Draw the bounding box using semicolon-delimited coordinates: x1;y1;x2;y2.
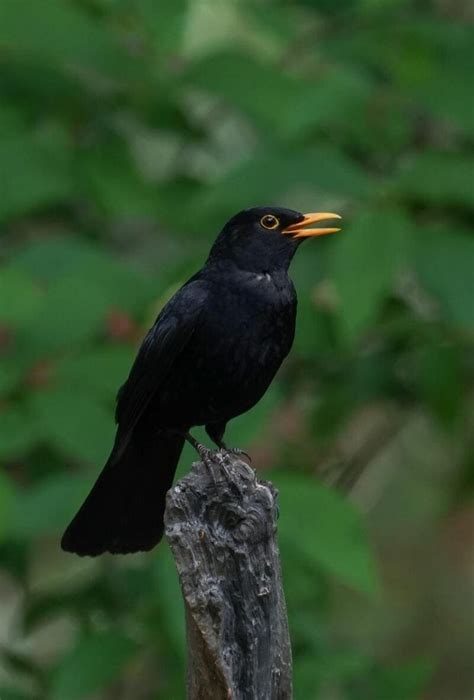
115;279;208;439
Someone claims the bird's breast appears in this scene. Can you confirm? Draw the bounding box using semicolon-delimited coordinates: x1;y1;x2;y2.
155;271;297;426
196;275;296;409
206;271;296;350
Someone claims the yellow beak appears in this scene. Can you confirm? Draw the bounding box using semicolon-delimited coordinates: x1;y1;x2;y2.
282;212;342;238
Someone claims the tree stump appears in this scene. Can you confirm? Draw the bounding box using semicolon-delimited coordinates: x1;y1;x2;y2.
164;453;292;700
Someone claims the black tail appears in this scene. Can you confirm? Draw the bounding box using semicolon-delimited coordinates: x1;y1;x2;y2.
61;426;185;556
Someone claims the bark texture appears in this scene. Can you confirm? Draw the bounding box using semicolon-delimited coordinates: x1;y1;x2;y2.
164;453;292;700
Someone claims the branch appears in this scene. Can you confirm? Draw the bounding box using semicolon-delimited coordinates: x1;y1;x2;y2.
164;453;292;700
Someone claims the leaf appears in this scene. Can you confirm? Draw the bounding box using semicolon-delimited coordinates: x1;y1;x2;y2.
9;471;92;539
23;275;111;355
184;51;308;136
291;245;334;357
415;65;474;135
304;0;359;11
395;20;474;134
15;236;155;313
0;358;24;396
414;225;474;330
1;59;87;116
355;658;434;700
80;143;160;219
396;152;474;208
276;473;379;596
135;0;188;56
0;0;127;77
331;208;411;340
0;687;35;700
194;146;372;229
76;257;156;315
0;404;40;459
0;267;43;326
0;127;73;222
417;342;464;427
13;236;111;283
187;52;372;139
23;581;120;632
0;470;17;541
55;346;135;401
29;390;114;464
50;632;137;700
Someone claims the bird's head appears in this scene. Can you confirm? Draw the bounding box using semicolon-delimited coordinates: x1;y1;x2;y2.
207;206;341;273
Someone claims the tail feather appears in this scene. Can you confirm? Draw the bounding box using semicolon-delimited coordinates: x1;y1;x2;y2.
61;426;185;556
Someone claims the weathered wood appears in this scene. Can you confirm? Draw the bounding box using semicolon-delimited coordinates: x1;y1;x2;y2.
164;453;292;700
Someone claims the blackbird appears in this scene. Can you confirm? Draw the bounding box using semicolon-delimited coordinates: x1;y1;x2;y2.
62;206;341;556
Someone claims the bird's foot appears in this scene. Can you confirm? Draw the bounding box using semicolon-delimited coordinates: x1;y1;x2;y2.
183;433;241;481
195;444;233;480
215;442;252;463
184;433;223;466
225;446;252;463
215;446;255;487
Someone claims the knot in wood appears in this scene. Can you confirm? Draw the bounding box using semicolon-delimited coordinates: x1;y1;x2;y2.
205;479;275;545
164;453;293;700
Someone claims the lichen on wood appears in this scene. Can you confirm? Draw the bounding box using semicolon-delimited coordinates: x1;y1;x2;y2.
164;453;292;700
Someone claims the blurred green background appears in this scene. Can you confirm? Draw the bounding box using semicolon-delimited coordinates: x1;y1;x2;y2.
0;0;473;698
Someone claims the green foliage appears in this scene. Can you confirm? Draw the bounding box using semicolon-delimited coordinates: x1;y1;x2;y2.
0;470;16;541
0;267;42;326
414;225;474;329
9;472;94;539
278;473;379;595
0;0;472;698
332;208;411;341
0;404;40;460
0;0;126;73
29;389;114;463
0;689;33;700
349;658;434;700
397;152;474;208
49;632;137;700
0;123;74;222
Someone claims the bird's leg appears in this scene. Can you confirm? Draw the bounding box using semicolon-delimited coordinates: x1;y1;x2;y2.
182;431;242;488
184;431;213;463
183;432;229;470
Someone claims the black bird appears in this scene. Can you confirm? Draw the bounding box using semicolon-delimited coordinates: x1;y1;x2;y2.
61;206;341;556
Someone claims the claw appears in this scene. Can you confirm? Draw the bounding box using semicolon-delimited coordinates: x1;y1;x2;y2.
227;447;252;463
195;445;233;482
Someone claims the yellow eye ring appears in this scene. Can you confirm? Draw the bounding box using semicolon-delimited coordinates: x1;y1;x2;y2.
260;214;280;230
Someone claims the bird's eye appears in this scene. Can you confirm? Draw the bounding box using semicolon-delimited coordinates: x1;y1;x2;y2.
260;214;280;230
